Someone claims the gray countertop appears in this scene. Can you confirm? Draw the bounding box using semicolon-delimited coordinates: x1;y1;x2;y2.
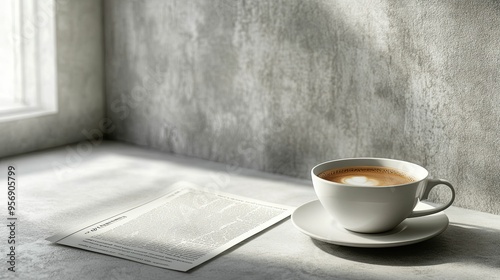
2;141;499;279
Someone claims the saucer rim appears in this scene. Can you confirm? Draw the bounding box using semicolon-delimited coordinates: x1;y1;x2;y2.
291;200;449;248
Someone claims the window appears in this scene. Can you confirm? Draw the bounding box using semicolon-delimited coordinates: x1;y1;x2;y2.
0;0;57;122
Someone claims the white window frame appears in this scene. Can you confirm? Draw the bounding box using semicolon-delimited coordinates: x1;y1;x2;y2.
0;0;57;122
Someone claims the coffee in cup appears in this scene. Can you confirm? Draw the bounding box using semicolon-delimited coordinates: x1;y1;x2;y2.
318;166;416;186
312;158;455;233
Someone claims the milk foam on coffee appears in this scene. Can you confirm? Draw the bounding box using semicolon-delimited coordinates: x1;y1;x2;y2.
318;166;416;186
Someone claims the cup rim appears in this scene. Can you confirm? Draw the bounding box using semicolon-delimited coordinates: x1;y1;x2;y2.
311;157;428;188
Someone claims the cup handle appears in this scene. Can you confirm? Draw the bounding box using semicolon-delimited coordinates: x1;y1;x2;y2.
408;179;456;218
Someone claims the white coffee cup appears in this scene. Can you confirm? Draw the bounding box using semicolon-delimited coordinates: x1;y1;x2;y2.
311;158;455;233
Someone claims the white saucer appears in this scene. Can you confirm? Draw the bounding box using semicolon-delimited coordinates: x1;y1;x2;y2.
291;200;449;248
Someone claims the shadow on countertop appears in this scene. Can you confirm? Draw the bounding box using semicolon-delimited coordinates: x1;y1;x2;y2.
312;223;500;269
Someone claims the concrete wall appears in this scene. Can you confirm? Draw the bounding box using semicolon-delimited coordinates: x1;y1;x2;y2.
104;0;500;214
0;0;105;157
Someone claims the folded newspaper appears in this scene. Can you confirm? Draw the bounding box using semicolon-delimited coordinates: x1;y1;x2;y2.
47;181;292;272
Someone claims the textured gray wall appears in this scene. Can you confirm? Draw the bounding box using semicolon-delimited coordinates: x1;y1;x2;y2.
104;0;500;214
0;0;104;157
